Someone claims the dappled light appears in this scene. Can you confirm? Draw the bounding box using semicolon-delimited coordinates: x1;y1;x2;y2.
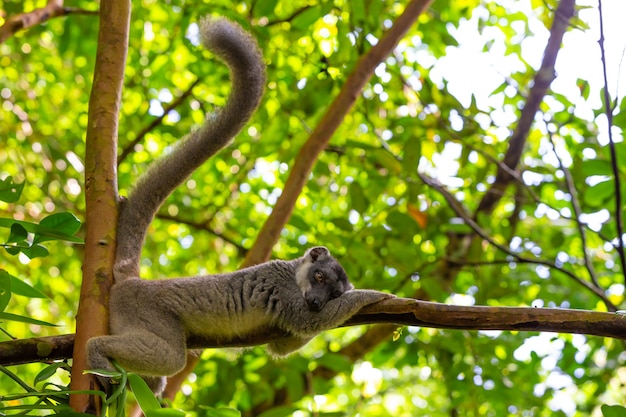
1;0;626;416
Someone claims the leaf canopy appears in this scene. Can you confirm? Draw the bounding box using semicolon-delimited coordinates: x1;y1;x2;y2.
1;0;626;415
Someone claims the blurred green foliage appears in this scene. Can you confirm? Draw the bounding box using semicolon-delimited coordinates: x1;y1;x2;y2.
1;0;625;416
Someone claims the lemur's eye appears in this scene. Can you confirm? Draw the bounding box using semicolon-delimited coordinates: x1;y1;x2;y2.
314;272;324;283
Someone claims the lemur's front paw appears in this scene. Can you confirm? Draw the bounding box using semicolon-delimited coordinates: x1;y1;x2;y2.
372;291;395;303
350;289;395;304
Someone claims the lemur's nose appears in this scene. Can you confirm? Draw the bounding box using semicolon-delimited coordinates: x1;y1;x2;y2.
307;298;323;311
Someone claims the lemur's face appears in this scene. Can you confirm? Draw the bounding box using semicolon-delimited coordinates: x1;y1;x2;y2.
295;247;354;311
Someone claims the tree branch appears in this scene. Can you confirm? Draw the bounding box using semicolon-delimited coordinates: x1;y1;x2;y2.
163;0;430;403
155;212;248;254
243;0;434;266
546;121;601;287
0;0;97;44
117;78;203;165
420;172;616;310
356;119;613;308
3;299;625;366
320;0;583;390
476;0;576;214
597;0;626;285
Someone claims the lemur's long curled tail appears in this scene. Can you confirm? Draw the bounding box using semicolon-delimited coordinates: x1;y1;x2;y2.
114;18;265;281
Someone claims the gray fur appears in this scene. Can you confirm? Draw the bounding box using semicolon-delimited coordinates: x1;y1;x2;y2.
87;17;391;395
88;247;391;393
113;17;266;281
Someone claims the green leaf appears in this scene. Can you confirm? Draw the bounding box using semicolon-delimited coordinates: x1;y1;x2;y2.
344;140;378;151
40;212;82;234
291;6;322;31
34;362;68;385
372;149;402;175
580;159;613;177
0;215;83;243
257;406;300;417
288;214;310;231
601;404;626;417
47;414;99;417
584;180;614;207
349;182;369;214
614;95;626;129
9;274;48;298
386;211;419;237
85;367;123;379
331;217;354;232
252;0;278;19
550;231;565;248
145;409;186;417
0;176;25;203
0;311;57;326
367;0;384;28
402;136;421;175
351;0;366;26
21;244;50;259
7;223;28;244
0;270;11;311
444;220;473;234
50;413;101;417
34;212;82;244
5;246;21;255
576;78;590;100
127;373;162;412
0;404;75;412
315;353;353;373
202;406;242;417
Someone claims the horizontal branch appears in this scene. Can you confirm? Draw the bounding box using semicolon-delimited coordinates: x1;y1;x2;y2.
348;298;626;338
3;298;625;366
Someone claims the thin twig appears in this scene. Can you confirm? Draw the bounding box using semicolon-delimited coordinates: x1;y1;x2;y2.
156;213;247;254
597;0;626;285
265;6;316;26
361;117;615;310
118;78;203;165
545;121;600;287
419;172;616;311
362;107;614;309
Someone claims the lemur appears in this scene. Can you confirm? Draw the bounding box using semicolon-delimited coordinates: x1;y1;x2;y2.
87;16;392;395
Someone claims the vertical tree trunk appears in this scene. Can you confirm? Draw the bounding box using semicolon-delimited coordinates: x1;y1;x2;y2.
69;1;130;413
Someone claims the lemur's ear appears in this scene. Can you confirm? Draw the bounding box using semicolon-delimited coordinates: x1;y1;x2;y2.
305;246;330;262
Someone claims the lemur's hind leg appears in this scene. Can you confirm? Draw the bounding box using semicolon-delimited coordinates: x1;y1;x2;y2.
266;336;312;357
87;329;186;395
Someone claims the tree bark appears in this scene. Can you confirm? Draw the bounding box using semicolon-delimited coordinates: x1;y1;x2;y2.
4;299;626;367
68;0;130;413
0;0;98;44
243;0;435;266
158;0;435;404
